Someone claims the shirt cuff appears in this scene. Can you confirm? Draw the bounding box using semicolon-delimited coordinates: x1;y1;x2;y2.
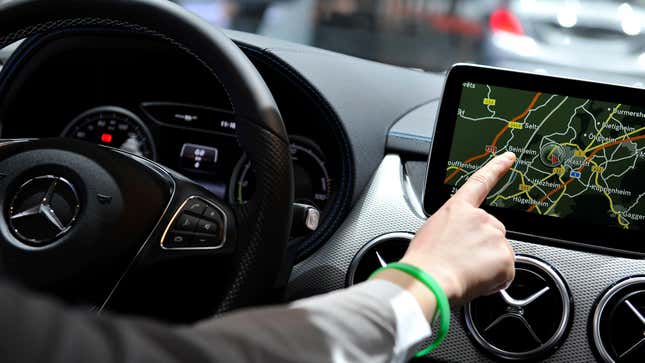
290;278;433;362
372;279;433;358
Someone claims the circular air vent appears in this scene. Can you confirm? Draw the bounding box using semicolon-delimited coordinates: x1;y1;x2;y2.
464;255;572;361
592;276;645;363
346;232;413;286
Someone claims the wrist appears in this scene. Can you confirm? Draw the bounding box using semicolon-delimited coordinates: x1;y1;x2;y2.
372;268;437;321
372;261;453;356
398;257;462;303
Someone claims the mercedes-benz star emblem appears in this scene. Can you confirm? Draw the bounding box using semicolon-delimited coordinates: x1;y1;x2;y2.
8;176;80;244
482;287;551;344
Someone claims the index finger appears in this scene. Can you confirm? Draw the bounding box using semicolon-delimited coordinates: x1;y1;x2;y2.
453;152;516;206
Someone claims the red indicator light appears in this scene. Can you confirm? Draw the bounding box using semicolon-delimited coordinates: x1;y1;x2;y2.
101;133;113;143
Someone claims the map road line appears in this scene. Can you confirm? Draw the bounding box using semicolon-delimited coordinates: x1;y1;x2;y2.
528;134;645;213
445;92;543;183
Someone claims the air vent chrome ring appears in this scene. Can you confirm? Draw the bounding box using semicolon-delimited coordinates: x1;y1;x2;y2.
346;232;413;286
464;255;572;361
592;276;645;363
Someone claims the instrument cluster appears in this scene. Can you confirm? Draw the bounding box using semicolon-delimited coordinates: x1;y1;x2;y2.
0;32;352;257
61;102;336;239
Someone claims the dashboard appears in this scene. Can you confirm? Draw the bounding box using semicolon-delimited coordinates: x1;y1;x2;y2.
2;25;643;362
0;31;354;259
282;56;645;362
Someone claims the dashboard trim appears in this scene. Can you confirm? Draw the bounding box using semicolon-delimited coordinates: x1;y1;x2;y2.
238;43;355;261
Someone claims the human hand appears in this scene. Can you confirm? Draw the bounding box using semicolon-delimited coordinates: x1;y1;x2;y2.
374;152;516;317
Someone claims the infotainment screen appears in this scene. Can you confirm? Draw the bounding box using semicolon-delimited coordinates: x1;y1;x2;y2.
424;64;645;255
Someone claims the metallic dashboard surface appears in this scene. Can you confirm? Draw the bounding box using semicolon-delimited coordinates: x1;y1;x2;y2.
289;154;645;362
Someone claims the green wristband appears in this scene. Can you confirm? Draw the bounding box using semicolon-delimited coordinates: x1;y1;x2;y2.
369;262;450;357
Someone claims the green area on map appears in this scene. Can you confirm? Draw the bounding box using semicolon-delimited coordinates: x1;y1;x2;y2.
445;82;645;230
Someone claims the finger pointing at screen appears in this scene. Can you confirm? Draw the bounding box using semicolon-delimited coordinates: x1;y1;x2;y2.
453;152;517;207
375;153;517;316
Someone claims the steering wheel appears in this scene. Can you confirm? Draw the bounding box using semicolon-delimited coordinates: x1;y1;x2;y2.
0;0;294;317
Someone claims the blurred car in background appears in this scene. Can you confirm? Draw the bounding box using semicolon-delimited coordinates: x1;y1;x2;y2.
176;0;497;70
174;0;645;86
482;0;645;86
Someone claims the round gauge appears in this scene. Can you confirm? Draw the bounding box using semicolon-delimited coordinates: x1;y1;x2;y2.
62;106;157;160
230;136;332;211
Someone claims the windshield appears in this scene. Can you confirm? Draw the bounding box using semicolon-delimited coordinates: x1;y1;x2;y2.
177;0;645;85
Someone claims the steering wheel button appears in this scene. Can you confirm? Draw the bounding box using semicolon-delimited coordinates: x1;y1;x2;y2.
193;234;222;248
167;233;193;246
175;213;198;232
183;199;207;215
197;219;219;235
203;207;223;222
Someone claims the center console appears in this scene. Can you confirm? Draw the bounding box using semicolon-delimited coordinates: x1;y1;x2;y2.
419;65;645;361
289;65;645;362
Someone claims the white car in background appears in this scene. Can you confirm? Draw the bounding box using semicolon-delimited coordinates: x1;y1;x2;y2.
482;0;645;86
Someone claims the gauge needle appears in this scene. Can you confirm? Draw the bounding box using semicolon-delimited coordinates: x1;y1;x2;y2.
375;251;387;268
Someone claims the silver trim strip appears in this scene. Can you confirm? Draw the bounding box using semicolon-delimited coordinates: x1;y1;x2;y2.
400;164;426;219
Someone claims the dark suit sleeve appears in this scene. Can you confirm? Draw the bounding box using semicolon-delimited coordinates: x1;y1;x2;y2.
0;279;430;363
0;280;216;363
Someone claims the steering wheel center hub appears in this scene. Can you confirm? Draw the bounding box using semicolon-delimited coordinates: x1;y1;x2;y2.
8;175;80;245
0;139;173;304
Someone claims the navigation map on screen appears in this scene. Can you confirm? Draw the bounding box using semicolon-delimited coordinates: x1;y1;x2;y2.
445;82;645;230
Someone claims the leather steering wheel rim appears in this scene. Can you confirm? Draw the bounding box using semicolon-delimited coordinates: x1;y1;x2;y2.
0;0;294;313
